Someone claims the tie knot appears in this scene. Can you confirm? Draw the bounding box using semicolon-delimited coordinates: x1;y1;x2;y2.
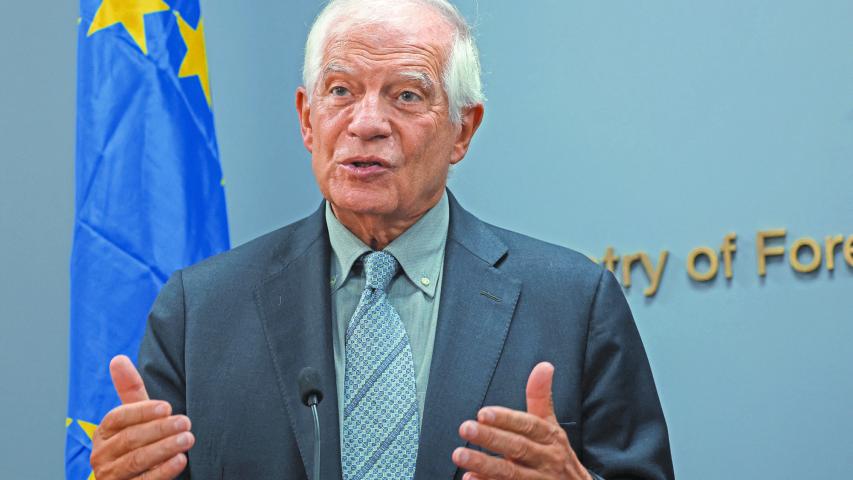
362;251;398;291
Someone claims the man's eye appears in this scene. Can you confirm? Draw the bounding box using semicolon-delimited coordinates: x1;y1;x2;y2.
399;91;422;103
330;86;349;96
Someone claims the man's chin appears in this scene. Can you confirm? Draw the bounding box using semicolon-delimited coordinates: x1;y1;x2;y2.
327;189;398;218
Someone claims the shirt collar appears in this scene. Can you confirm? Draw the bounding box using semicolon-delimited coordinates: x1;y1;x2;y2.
325;191;449;297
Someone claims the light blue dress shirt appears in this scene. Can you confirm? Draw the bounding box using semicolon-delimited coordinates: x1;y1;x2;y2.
326;192;449;438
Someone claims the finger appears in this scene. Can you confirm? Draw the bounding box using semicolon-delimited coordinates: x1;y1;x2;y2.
477;406;558;444
98;401;172;440
525;361;557;422
111;355;149;404
453;447;536;480
463;473;488;480
459;420;551;467
102;415;191;462
113;431;194;478
135;453;188;480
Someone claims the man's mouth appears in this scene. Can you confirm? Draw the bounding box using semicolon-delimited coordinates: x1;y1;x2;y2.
342;156;391;169
339;156;392;178
352;161;382;168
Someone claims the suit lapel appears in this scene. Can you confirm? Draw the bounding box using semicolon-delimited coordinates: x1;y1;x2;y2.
415;194;521;480
254;206;343;480
252;195;519;480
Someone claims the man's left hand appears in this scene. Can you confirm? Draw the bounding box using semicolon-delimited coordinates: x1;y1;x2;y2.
452;362;592;480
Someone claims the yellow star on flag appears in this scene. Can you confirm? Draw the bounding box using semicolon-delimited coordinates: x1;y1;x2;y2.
77;419;99;440
77;420;99;479
87;0;170;55
175;11;213;107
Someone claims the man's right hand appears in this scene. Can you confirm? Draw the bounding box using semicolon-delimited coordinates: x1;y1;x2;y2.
90;355;194;480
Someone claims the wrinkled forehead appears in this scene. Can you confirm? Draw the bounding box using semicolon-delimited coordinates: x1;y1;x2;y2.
321;9;455;76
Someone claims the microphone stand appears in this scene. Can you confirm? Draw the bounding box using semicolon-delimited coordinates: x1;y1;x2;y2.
308;394;321;480
298;366;323;480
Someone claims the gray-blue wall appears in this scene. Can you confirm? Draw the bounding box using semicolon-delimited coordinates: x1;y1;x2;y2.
0;1;77;478
2;1;852;478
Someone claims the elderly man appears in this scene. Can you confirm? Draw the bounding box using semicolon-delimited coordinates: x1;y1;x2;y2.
90;0;673;479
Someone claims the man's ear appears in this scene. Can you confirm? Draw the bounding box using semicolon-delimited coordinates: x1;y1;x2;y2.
295;87;313;153
450;103;484;165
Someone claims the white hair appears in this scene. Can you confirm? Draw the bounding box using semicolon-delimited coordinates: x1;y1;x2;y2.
302;0;484;123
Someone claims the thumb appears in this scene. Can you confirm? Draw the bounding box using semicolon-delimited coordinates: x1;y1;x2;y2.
109;355;149;404
526;361;557;422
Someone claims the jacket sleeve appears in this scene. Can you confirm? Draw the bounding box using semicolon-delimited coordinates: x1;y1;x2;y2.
137;270;191;479
580;269;675;480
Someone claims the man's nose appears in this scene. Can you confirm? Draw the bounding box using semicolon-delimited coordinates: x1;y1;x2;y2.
347;94;392;141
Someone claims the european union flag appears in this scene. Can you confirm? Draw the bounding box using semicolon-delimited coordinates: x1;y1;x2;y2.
67;1;229;478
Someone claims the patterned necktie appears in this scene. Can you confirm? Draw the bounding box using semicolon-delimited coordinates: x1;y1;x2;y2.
342;251;420;480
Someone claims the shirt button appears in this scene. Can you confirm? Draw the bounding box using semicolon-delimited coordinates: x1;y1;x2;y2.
330;276;336;287
420;277;430;286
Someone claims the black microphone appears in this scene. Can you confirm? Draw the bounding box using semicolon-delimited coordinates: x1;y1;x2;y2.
297;367;323;480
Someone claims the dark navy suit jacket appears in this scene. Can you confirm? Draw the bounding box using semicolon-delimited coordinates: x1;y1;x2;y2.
139;192;674;479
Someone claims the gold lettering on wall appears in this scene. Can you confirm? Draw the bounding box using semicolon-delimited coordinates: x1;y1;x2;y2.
790;237;822;273
602;246;619;273
592;229;849;298
598;247;669;297
687;246;719;281
721;233;737;279
640;251;669;297
622;253;643;288
757;229;786;276
825;235;844;271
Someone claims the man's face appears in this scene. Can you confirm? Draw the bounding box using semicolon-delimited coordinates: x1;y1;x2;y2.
296;11;481;223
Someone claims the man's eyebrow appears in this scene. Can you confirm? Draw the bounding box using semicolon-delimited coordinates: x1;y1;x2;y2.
321;63;352;82
399;71;435;92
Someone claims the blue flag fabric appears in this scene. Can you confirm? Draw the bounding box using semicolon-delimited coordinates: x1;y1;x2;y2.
67;1;229;478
